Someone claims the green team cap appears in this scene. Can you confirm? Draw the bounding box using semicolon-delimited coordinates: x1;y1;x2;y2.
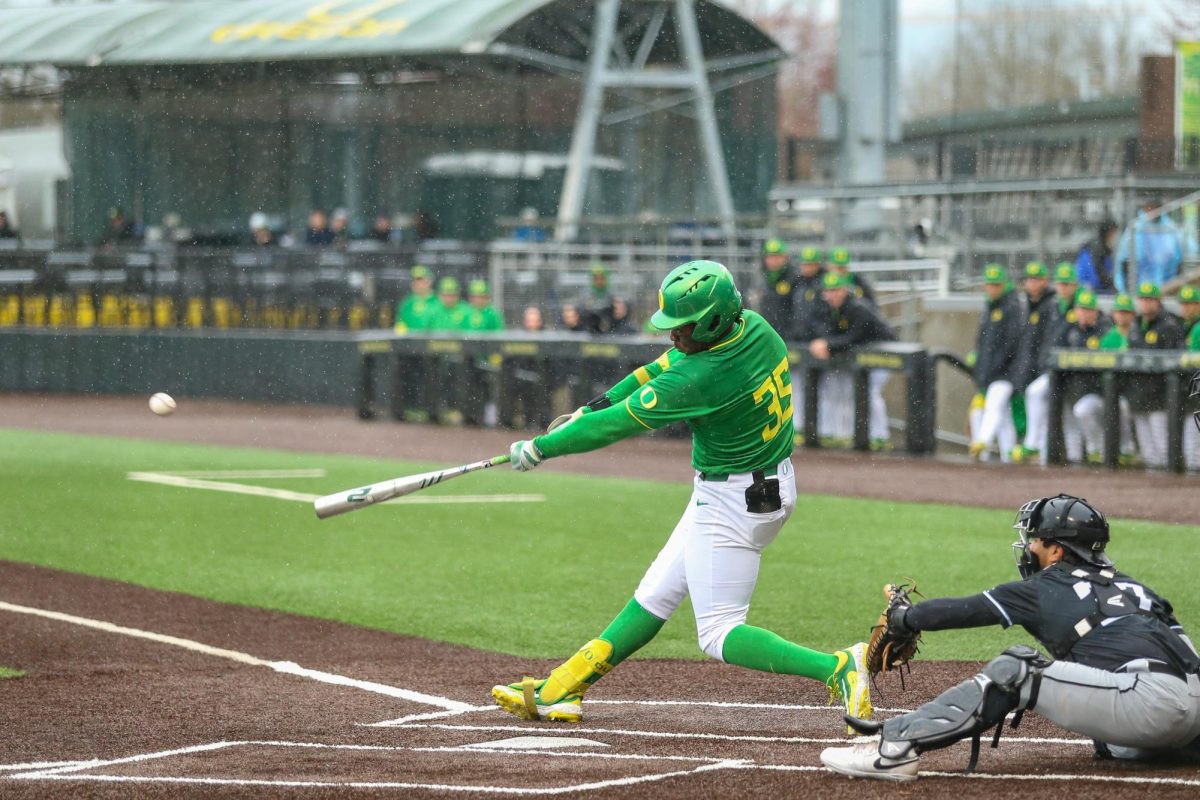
1179;285;1200;303
1024;261;1049;279
762;238;788;255
822;271;852;290
1075;289;1098;309
829;247;851;266
799;246;823;263
438;276;460;295
468;279;489;297
1137;281;1161;299
1113;293;1135;312
411;265;431;280
650;260;742;342
591;263;609;276
1054;262;1078;283
983;264;1007;285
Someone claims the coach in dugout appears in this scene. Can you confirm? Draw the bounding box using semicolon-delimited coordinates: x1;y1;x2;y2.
1010;262;1061;465
1126;282;1185;468
968;264;1023;462
809;271;897;450
789;246;829;438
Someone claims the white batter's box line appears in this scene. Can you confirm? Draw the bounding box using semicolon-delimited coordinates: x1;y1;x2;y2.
10;740;748;796
0;760;101;772
386;722;1094;747
126;471;545;506
0;600;473;713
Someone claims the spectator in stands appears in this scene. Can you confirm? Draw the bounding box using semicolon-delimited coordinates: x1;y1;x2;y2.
368;213;394;243
394;265;437;334
414;208;440;241
757;238;800;335
1057;289;1110;463
249;213;275;247
304;209;334;246
464;280;504;332
1179;286;1200;341
1115;198;1184;293
559;303;588;333
826;247;875;307
330;209;351;248
1126;282;1185;468
1010;262;1061;464
429;277;470;331
100;207;141;247
0;210;18;240
513;207;547;243
791;246;829;438
596;297;634;335
522;306;545;332
810;270;897;450
1075;219;1118;294
968;264;1023;462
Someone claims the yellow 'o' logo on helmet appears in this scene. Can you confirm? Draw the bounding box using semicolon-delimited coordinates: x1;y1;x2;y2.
639;386;658;409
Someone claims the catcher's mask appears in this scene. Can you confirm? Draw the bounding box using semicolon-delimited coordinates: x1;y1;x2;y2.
1012;494;1111;579
1191;371;1200;434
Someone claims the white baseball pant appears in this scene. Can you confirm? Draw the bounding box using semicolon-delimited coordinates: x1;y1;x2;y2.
869;369;890;442
1186;422;1200;471
1073;394;1135;459
1022;373;1050;454
818;370;854;440
634;459;797;660
973;380;1016;462
790;369;805;430
1133;411;1169;469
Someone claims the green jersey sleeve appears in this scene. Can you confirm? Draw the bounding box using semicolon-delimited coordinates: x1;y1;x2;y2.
606;349;683;403
533;401;647;458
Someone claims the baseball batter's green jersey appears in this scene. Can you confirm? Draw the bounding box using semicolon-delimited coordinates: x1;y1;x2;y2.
1189;323;1200;351
463;305;504;332
429;300;472;331
535;310;794;474
1099;327;1129;351
395;293;438;332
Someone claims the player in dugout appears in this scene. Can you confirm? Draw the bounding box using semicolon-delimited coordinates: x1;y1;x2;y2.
491;260;873;732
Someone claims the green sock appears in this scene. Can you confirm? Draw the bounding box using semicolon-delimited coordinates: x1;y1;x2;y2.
598;598;667;668
720;624;839;681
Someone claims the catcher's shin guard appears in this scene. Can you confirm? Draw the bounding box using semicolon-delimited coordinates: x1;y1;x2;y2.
878;645;1047;772
539;639;614;704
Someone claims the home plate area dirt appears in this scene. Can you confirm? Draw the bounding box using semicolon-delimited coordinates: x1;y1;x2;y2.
1;561;1198;799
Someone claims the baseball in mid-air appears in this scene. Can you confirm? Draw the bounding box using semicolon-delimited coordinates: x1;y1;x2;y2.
149;392;176;416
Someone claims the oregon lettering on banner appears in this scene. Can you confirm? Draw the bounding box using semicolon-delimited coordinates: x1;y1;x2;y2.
211;0;409;43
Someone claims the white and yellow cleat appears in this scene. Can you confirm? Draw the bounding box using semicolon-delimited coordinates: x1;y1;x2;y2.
829;642;873;735
491;677;583;723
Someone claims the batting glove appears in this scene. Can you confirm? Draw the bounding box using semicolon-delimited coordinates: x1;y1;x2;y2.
547;405;589;433
510;439;545;471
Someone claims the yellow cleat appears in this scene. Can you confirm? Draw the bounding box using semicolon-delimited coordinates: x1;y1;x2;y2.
491;677;583;723
968;441;985;460
829;642;873;735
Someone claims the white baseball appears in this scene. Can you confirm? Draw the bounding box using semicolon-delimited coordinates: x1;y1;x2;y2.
149;392;176;416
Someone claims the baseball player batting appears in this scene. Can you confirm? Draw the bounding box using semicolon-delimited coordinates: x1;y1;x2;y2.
493;260;872;729
822;493;1200;782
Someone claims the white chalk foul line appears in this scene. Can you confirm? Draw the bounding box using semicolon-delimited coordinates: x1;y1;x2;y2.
126;471;544;505
0;760;100;772
154;469;328;479
0;600;472;712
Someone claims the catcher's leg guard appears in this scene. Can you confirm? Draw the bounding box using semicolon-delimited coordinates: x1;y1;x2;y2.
879;645;1047;772
539;639;614;704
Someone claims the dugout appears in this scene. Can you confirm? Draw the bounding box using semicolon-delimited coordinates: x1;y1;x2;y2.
0;0;780;244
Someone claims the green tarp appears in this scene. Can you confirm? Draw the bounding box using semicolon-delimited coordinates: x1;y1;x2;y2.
0;0;559;65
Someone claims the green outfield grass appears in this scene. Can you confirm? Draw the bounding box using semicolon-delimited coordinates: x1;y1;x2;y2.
1;427;1196;662
0;666;24;679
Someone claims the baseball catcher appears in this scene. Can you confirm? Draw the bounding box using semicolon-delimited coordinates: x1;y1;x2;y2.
491;260;871;731
822;494;1200;782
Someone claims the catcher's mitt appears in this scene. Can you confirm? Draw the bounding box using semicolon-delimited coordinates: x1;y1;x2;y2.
865;582;922;677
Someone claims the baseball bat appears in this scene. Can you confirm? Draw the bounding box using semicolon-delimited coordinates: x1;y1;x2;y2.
313;454;510;519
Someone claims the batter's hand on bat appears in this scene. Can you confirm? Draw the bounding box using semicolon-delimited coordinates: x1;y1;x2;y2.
510;440;545;471
547;406;587;433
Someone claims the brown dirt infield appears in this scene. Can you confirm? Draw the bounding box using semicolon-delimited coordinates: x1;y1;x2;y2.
2;393;1199;797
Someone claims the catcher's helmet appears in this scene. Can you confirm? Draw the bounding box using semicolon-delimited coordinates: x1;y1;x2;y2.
1012;494;1111;578
650;260;742;343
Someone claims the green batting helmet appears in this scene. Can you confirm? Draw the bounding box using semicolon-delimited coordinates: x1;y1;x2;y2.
650;260;742;342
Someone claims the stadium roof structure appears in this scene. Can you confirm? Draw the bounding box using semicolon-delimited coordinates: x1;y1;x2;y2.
0;0;779;68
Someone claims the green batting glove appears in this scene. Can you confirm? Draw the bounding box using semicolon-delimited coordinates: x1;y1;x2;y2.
510;439;545;471
547;405;590;433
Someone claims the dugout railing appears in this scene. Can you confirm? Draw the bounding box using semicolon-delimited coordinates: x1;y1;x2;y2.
1046;348;1200;472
